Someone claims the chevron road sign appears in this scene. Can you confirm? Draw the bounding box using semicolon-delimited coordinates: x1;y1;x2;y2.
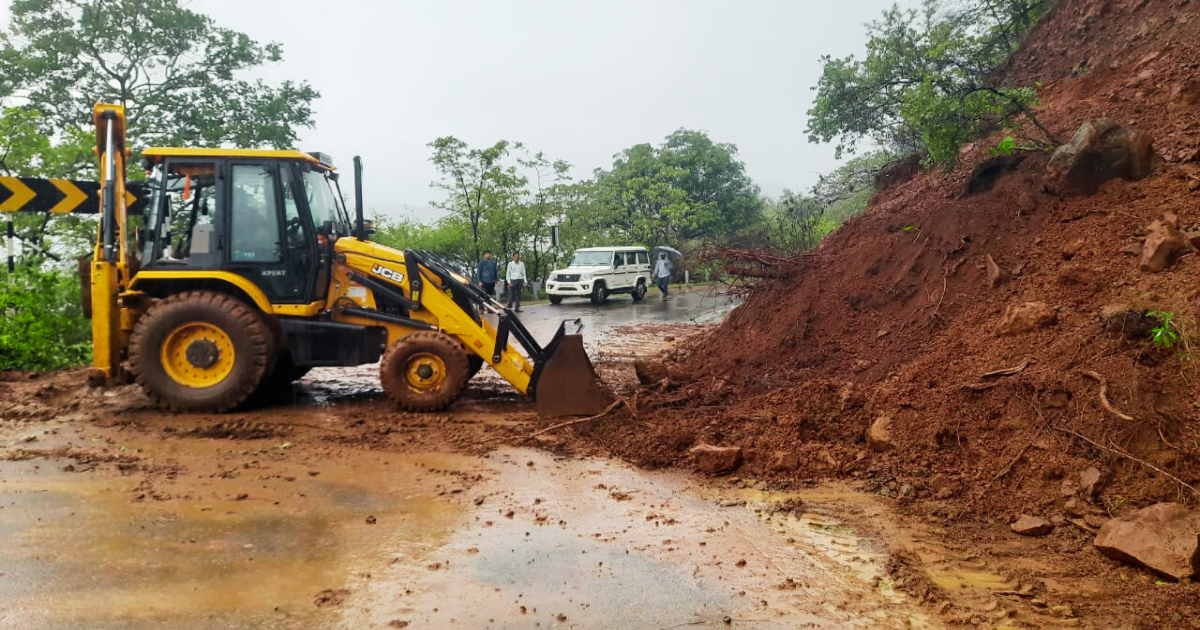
0;176;145;215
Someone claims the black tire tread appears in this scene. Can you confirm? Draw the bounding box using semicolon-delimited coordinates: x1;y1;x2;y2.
379;331;471;412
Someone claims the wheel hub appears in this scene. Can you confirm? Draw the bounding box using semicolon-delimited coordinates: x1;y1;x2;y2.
185;339;220;368
403;352;447;392
160;321;236;387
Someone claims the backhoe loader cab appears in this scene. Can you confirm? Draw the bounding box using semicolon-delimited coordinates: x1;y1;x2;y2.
89;104;612;416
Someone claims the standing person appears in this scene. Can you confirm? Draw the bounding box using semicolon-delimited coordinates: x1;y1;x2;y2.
477;250;498;297
505;252;527;312
653;251;673;300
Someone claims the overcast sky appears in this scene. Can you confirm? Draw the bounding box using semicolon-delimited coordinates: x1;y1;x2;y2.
3;0;906;222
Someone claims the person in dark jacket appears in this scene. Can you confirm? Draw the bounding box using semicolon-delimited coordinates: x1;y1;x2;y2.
477;250;498;297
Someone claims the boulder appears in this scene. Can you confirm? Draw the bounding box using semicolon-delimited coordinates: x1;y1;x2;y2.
688;444;742;476
1045;120;1157;195
998;302;1057;335
1140;219;1196;272
867;416;895;452
1093;503;1200;580
634;360;670;385
1012;514;1054;536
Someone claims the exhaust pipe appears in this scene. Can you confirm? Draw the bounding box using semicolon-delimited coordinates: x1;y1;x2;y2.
353;156;366;240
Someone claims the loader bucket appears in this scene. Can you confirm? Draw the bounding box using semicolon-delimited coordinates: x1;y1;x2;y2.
532;320;615;417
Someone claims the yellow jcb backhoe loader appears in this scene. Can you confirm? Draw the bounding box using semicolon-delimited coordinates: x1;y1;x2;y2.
84;103;612;416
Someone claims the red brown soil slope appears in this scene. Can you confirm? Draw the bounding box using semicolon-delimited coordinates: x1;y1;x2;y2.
585;1;1200;620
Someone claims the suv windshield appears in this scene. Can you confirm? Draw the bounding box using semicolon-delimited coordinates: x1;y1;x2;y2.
302;169;350;235
570;251;613;266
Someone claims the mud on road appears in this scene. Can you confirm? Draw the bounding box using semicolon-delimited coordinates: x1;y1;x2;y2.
0;290;1165;629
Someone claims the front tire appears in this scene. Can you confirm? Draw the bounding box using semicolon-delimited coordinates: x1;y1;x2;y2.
549;295;563;305
590;282;609;305
380;332;470;412
129;291;272;412
631;282;647;302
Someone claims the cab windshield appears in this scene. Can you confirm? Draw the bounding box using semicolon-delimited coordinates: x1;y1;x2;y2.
302;168;350;236
570;251;613;266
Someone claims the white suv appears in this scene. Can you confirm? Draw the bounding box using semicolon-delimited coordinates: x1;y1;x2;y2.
546;246;650;305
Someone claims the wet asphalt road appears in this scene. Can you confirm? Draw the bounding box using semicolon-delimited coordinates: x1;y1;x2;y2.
501;287;740;346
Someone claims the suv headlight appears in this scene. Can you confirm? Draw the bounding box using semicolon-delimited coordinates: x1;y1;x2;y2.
581;273;592;281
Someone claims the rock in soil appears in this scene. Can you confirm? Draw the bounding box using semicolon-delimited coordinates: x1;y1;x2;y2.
1012;514;1054;536
985;254;1009;288
1044;120;1157;195
867;416;896;453
1063;497;1089;518
688;444;742;475
997;301;1057;335
1103;310;1158;340
1139;218;1196;272
1078;467;1107;498
634;360;670;385
1093;503;1200;581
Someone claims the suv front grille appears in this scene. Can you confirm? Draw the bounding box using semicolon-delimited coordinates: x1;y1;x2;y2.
555;274;580;282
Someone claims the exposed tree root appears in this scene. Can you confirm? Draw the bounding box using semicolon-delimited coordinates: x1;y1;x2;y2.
1053;425;1200;500
518;399;629;443
1079;370;1134;422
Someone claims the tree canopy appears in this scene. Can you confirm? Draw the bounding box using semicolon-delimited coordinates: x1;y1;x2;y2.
805;0;1055;165
1;0;318;160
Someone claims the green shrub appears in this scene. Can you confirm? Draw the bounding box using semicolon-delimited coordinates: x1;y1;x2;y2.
0;267;91;370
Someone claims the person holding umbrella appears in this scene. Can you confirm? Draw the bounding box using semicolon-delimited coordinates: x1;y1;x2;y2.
652;250;674;300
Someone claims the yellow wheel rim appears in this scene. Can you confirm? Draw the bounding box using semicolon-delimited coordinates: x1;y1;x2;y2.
159;322;236;388
404;352;447;392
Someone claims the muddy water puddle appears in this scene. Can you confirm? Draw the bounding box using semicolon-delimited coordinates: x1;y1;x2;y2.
0;445;943;629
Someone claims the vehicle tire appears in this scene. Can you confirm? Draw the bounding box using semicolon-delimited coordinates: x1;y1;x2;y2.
549;295;563;305
467;353;484;379
631;281;647;302
129;291;273;412
379;331;470;412
258;353;311;391
589;282;609;305
289;365;313;381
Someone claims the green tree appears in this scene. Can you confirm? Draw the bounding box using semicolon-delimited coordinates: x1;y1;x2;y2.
427;137;527;269
0;0;318;154
806;0;1056;165
660;129;763;237
374;215;474;269
592;130;761;247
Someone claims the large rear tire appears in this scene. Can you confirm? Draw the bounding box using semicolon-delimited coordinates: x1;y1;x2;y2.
129;291;273;412
380;332;470;412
